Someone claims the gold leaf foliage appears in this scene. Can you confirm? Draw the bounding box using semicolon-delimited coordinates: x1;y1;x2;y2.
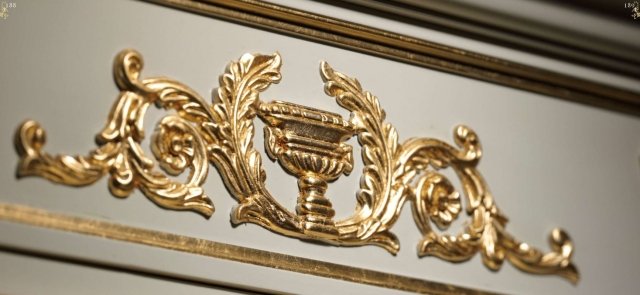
14;49;578;283
16;49;214;217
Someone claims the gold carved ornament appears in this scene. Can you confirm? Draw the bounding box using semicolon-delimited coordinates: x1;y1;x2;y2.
14;49;578;283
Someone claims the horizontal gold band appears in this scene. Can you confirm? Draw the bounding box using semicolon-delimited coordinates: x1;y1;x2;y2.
0;202;494;294
142;0;640;116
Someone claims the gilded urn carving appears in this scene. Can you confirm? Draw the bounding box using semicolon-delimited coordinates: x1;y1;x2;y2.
13;49;579;283
259;101;355;238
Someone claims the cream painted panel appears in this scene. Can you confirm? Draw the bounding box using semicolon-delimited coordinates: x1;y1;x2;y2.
0;249;244;295
0;221;408;295
0;0;639;294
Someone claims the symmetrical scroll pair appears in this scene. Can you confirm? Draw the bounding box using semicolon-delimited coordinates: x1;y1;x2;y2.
15;49;578;283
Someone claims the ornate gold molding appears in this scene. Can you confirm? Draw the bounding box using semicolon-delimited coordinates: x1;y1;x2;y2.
0;202;497;294
144;0;640;116
14;49;579;283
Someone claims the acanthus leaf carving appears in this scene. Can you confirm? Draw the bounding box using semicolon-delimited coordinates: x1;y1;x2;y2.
14;49;579;283
321;61;403;252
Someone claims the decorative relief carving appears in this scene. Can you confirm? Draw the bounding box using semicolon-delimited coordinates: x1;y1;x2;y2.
14;49;578;283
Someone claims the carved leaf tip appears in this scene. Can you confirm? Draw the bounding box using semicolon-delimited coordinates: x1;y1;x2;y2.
15;120;44;159
319;61;333;81
113;49;149;93
453;124;482;161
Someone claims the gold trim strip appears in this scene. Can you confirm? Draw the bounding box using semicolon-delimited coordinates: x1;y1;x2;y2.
0;202;494;294
142;0;640;116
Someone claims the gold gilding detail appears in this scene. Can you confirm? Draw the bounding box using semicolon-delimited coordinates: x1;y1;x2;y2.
14;49;578;283
0;202;497;295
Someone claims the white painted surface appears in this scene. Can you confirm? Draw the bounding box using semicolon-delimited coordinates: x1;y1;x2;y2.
0;0;639;294
0;221;405;295
0;248;245;295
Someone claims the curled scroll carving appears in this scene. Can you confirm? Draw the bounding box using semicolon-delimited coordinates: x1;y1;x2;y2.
401;127;578;283
16;50;214;216
14;49;578;283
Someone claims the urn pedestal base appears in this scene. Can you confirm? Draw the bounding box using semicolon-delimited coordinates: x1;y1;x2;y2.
296;174;339;239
